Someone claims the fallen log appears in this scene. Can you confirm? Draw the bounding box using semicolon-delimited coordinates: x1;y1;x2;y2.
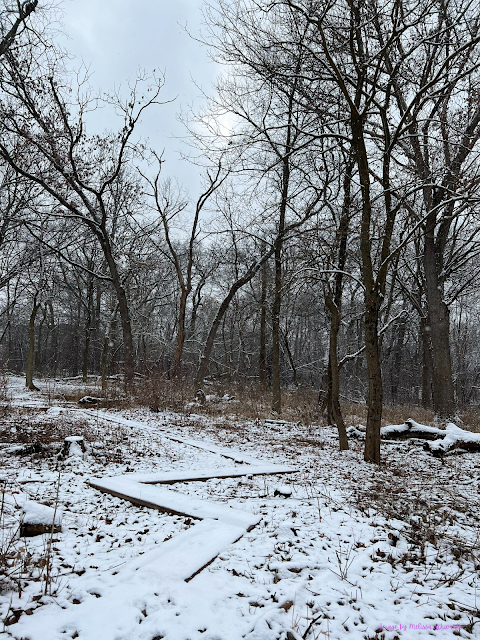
347;418;480;456
381;419;445;441
425;423;480;456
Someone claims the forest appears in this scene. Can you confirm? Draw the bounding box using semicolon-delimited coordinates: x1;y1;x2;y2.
1;0;480;465
2;3;480;639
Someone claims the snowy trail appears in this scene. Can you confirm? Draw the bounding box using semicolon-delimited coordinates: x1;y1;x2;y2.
12;520;250;640
76;409;274;465
88;475;262;529
9;409;297;640
120;464;296;484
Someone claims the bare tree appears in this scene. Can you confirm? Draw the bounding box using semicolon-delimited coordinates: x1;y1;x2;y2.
0;40;165;383
0;0;38;59
143;156;227;377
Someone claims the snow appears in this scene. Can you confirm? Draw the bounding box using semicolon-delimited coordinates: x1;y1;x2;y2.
21;500;62;526
428;422;480;452
381;418;445;438
123;464;296;484
89;475;261;529
1;376;479;639
273;485;292;497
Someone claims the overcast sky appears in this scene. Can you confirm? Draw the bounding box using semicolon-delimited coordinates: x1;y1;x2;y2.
60;0;220;194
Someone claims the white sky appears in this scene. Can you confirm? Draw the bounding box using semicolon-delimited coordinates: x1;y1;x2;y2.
60;0;220;195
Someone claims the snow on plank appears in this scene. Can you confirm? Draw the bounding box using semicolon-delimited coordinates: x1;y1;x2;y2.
10;521;247;640
130;518;246;582
124;463;296;484
86;408;296;590
88;475;260;530
77;409;270;465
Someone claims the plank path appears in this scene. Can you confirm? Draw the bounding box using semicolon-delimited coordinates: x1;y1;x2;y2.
87;411;297;581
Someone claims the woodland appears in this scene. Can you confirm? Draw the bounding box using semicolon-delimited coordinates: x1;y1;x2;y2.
1;0;480;465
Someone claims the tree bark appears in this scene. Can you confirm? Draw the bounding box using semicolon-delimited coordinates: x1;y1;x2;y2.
271;237;283;412
82;279;93;383
173;288;188;377
259;257;267;387
25;295;39;391
324;154;353;449
101;303;119;391
389;312;407;404
47;299;57;378
423;230;455;417
352;113;383;464
100;233;135;386
325;295;349;450
421;315;433;409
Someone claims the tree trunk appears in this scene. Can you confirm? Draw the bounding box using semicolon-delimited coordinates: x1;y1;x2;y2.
83;279;93;383
389;312;407;404
326;296;349;450
271;131;291;414
363;293;383;462
6;283;11;366
173;289;188;377
283;332;298;387
47;299;57;378
271;239;282;412
352;115;383;464
100;233;135;385
423;234;455;417
101;303;118;391
25;295;39;391
324;153;353;447
421;315;433;409
259;258;267;387
35;303;46;375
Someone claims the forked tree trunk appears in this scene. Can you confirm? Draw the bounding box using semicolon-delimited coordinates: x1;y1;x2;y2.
26;295;39;391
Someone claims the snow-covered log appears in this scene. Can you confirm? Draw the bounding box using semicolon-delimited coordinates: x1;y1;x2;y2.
425;423;480;456
348;418;480;455
381;419;445;441
20;500;62;537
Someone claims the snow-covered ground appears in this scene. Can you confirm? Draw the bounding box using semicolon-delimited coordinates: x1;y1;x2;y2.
0;377;479;639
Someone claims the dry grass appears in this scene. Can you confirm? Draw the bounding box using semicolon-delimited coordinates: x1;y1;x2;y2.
0;407;130;461
343;402;436;429
458;407;480;432
134;375;480;431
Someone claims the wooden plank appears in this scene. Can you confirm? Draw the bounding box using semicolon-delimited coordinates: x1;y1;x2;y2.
88;476;261;530
125;464;296;484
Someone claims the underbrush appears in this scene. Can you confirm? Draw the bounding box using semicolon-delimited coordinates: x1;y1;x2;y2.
0;407;130;463
134;375;480;432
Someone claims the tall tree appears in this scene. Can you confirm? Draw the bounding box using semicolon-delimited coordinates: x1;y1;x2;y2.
0;41;164;383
